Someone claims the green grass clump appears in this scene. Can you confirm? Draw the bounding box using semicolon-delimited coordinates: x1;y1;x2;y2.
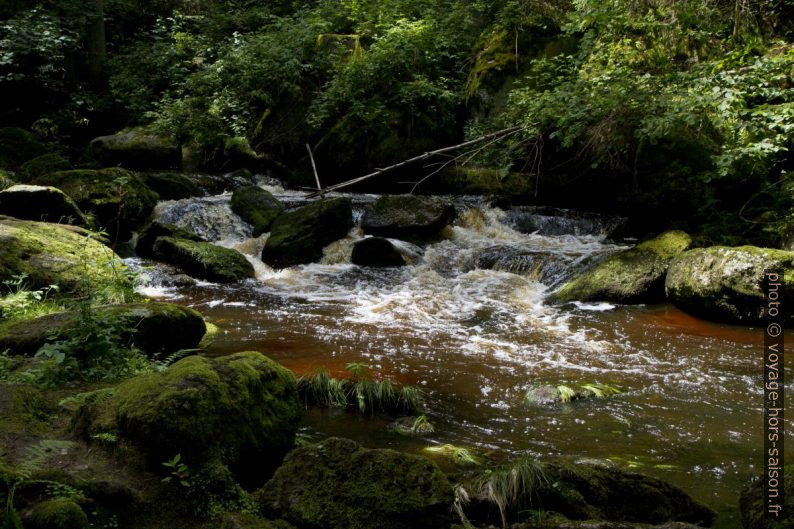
525;383;622;404
423;444;481;466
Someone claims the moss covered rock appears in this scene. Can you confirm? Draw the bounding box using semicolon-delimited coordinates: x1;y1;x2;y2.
231;186;284;236
552;230;692;304
665;246;794;324
432;166;533;196
89;127;181;169
153;236;255;283
0;185;87;225
739;467;793;529
351;237;406;267
138;171;205;200
0;127;48;169
257;437;453;529
33;168;158;240
219;513;298;529
17;153;71;182
0;169;15;190
0;302;206;357
25;499;88;529
78;352;300;482
0;217;129;296
262;198;353;269
361;195;456;242
135;221;205;258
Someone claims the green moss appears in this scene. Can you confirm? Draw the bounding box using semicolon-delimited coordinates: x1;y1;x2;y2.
434;166;533;196
16;154;70;183
465;29;516;102
0;184;88;226
231;186;284;237
0;169;15;191
136;222;204;259
138;172;204;200
361;195;456;242
0;385;53;439
26;499;88;529
153;237;255;283
0;128;48;170
89;127;180;169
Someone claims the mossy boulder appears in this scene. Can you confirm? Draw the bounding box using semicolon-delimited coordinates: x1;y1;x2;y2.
135;221;205;258
25;499;88;529
0;185;88;225
432;166;533;196
33;168;158;240
17;153;71;182
739;467;793;528
0;127;48;169
231;186;284;236
0;302;206;357
552;230;692;304
665;246;794;324
361;195;456;242
351;237;406;267
89;127;181;169
219;513;298;529
153;236;255;283
262;198;353;269
0;169;15;190
257;437;453;529
138;171;204;200
77;352;300;482
0;217;129;296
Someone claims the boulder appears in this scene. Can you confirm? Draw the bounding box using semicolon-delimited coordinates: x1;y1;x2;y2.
153;236;255;283
665;246;794;324
257;437;453;529
89;127;180;169
0;302;206;357
16;153;71;182
138;172;204;200
135;221;205;258
33;168;158;240
361;195;456;242
76;352;300;482
0;217;130;297
25;499;88;529
0;185;87;226
220;513;297;529
739;467;793;528
351;237;406;267
552;231;692;304
0;169;15;190
231;186;284;236
0;127;48;169
262;198;353;269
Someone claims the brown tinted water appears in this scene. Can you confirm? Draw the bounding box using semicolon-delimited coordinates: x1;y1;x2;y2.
134;188;792;528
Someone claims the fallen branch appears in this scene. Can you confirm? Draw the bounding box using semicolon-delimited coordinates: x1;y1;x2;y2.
306;143;322;191
305;126;523;198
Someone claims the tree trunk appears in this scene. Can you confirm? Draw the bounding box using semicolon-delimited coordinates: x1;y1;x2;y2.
86;0;106;89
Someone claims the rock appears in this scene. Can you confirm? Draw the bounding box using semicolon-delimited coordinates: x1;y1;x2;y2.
152;196;253;242
262;198;353;268
135;221;205;258
0;169;15;190
25;499;88;529
153;237;255;283
351;237;406;267
0;217;130;297
361;195;456;242
739;467;793;528
220;513;298;529
257;437;453;529
16;153;71;182
76;352;300;482
552;231;692;304
138;171;204;200
223;137;264;171
231;186;284;236
33;168;158;240
0;302;206;357
387;416;435;436
0;127;48;169
665;246;794;324
0;185;88;225
432;166;533;196
505;206;628;239
89;127;180;169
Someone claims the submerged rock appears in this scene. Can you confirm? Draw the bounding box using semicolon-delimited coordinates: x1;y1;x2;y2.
257;437;453;529
16;153;71;182
231;186;284;236
25;499;88;529
138;171;204;200
89;127;180;169
552;230;692;304
0;302;206;357
153;236;255;283
0;217;129;296
361;194;456;242
135;221;205;258
351;237;406;267
75;352;300;482
739;467;793;528
262;198;353;268
0;185;87;225
665;246;794;324
33;168;158;240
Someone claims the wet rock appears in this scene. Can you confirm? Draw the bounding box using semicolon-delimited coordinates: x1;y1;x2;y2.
153;236;255;283
33;168;158;240
361;195;456;242
75;352;300;482
665;246;794;324
16;153;71;182
138;171;204;200
739;467;793;528
262;198;353;268
475;245;598;286
152;196;252;242
231;186;284;236
0;217;130;297
25;499;88;529
0;302;206;357
135;221;205;258
505;206;627;239
552;231;692;304
89;127;180;169
351;237;406;267
0;185;88;226
257;437;453;529
0;127;48;169
387;416;435;436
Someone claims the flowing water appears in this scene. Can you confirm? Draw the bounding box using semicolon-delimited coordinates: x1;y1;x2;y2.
129;181;792;527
